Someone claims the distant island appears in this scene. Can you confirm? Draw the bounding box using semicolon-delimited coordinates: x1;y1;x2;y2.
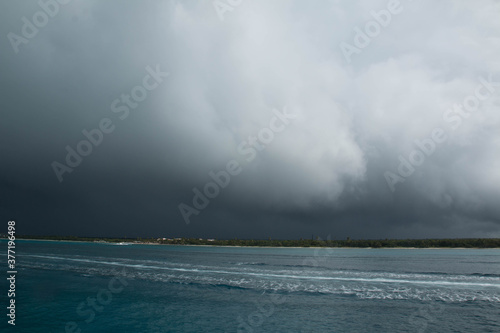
9;235;500;248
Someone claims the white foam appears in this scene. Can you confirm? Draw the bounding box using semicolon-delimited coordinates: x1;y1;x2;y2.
21;254;500;302
24;254;500;288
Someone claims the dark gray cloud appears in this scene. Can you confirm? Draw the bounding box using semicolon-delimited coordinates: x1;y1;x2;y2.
1;0;499;239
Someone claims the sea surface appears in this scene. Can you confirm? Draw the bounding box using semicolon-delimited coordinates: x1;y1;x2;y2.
2;240;500;332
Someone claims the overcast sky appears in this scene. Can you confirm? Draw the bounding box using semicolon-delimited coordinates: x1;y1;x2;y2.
1;0;500;239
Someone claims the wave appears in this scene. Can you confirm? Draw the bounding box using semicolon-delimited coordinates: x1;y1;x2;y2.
22;255;500;290
470;273;500;278
230;262;500;279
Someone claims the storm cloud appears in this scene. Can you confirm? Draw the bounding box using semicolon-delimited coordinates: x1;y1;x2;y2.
1;0;500;239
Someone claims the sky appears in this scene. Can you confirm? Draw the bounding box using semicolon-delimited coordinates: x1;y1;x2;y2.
1;0;500;240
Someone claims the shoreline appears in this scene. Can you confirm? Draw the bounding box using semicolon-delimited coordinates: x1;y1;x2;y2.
9;239;498;249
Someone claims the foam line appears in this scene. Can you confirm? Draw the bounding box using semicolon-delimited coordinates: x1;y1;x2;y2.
24;255;500;288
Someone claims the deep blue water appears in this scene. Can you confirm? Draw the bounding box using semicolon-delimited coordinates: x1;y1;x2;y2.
2;240;500;332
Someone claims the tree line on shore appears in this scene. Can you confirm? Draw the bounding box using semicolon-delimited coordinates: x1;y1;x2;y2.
12;235;500;248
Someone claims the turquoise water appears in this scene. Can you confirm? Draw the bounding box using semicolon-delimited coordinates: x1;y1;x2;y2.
2;240;500;332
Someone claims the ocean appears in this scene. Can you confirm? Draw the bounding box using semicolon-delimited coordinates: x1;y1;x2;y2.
2;240;500;332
